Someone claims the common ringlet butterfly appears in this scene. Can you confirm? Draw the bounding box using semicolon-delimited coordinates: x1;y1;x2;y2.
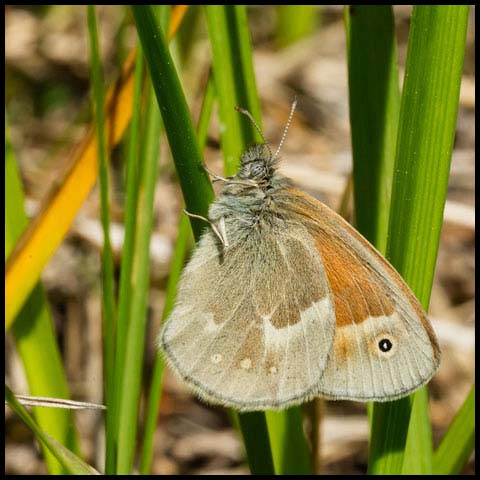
160;100;440;411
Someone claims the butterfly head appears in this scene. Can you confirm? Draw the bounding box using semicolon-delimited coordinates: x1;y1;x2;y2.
237;143;277;183
234;97;297;185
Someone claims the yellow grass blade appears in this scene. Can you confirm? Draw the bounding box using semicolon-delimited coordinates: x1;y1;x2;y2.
5;5;188;329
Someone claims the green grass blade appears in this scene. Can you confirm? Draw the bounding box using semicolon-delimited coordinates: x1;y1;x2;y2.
138;215;191;474
105;44;145;475
401;387;433;473
266;409;311;474
132;5;214;237
86;5;117;415
116;51;145;351
5;386;99;475
108;7;171;475
275;5;320;48
368;5;469;474
116;82;163;474
236;412;275;474
6;115;80;474
344;5;402;471
344;5;399;253
433;385;475;474
385;8;469;305
368;396;413;474
205;5;263;175
196;74;216;153
139;73;214;475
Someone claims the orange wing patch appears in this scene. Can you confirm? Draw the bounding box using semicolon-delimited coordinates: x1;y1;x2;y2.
314;235;394;327
281;188;394;327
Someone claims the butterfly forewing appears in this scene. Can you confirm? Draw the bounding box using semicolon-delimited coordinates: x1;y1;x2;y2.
283;189;441;401
161;220;336;410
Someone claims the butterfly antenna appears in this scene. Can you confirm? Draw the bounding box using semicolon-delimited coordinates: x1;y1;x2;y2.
234;105;273;160
274;96;297;159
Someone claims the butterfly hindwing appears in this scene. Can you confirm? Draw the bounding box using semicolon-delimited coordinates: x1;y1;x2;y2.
161;218;336;410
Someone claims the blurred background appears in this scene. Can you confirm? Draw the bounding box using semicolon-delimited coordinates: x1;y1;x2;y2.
5;5;475;475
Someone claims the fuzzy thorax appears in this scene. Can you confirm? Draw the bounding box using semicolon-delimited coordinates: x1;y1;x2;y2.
208;144;290;231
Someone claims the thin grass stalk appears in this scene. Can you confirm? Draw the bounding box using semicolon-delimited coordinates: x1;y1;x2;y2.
139;74;215;474
115;84;163;473
105;46;145;475
138;215;190;474
114;12;170;473
6;116;80;474
368;5;469;474
117;5;170;469
86;6;117;420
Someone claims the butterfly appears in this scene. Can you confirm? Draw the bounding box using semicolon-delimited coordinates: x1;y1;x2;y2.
159;100;440;411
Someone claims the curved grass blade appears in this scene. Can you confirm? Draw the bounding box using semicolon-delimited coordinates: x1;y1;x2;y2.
344;4;402;473
368;5;470;474
6;385;99;475
108;7;188;474
132;5;214;236
6;115;80;474
5;6;189;329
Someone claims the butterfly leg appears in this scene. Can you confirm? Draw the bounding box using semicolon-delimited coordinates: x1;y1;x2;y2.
204;164;257;188
183;209;229;247
203;164;231;184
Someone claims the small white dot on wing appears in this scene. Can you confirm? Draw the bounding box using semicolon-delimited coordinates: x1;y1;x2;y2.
240;358;252;370
211;353;223;364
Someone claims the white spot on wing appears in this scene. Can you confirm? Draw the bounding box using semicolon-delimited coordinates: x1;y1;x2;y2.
240;358;252;370
211;353;223;364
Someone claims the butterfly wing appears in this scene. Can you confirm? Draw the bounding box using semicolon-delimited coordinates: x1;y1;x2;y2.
283;188;441;402
160;220;336;411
